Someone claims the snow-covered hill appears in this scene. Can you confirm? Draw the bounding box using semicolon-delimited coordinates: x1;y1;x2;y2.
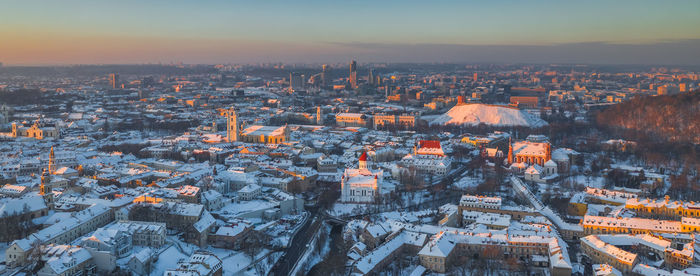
430;103;548;127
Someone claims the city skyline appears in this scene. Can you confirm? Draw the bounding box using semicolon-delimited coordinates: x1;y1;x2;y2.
2;0;700;65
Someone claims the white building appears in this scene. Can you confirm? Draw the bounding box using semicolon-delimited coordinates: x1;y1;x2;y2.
201;190;226;211
128;248;153;276
164;251;222;276
5;204;113;267
238;184;261;201
459;195;502;209
341;152;383;203
215;169;255;194
80;228;131;272
524;160;558;183
401;140;451;176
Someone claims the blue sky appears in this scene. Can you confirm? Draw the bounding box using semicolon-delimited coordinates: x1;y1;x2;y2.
2;0;700;64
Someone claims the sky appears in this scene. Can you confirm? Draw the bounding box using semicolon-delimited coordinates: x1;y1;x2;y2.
1;0;700;65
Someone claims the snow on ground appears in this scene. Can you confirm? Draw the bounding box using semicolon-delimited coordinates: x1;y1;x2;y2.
210;246;273;275
217;200;278;217
152;236;278;275
452;174;482;189
266;213;306;248
569;175;606;188
378;210;436;224
401;190;431;206
220;251;255;274
380;179;398;194
430;103;548;127
330;189;433;217
241;251;283;275
303;223;332;274
419;114;441;121
330;203;370;217
0;243;7;263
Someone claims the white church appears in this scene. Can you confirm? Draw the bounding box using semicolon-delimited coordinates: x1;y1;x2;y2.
340;152;383;203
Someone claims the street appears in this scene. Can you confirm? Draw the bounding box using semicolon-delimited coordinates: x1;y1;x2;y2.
269;205;322;276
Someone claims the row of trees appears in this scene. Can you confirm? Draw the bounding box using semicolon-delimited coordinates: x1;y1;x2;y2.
0;207;40;242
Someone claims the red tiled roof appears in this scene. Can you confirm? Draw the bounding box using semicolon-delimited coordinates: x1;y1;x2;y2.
359;151;368;161
418;140;441;149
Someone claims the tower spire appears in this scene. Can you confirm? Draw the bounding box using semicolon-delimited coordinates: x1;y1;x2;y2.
40;168;48;195
225;107;238;142
48;146;56;174
316;106;323;125
507;137;513;164
359;152;368;170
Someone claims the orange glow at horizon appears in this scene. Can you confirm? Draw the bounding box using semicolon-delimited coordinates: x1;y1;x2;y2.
0;29;354;65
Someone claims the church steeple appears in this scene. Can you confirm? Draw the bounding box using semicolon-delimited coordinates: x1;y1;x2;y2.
225;107;238;142
40;168;49;195
507;137;513;164
359;152;368;170
48;146;56;174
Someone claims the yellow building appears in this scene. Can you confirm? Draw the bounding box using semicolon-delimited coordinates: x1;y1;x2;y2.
580;235;637;273
373;114;417;130
336;113;368;127
239;125;289;144
582;215;700;235
373;114;395;129
397;115;417;128
12;122;60;139
581;233;695;273
567;193;588;216
626;196;700;220
509;140;551;166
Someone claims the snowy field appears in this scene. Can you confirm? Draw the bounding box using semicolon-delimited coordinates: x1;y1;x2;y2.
568;175;606;188
330;203;372;217
452;174;482;189
329;189;432;217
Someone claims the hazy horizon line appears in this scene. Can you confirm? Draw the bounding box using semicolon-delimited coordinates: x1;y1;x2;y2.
2;39;699;67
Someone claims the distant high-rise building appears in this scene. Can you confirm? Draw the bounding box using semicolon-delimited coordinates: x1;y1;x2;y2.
473;72;478;82
109;73;119;89
680;83;688;92
316;106;323;125
141;76;155;87
349;60;358;89
290;72;304;91
321;64;328;87
368;69;374;86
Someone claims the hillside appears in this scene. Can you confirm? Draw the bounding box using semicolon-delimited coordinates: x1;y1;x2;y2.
431;103;548;127
596;91;700;144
